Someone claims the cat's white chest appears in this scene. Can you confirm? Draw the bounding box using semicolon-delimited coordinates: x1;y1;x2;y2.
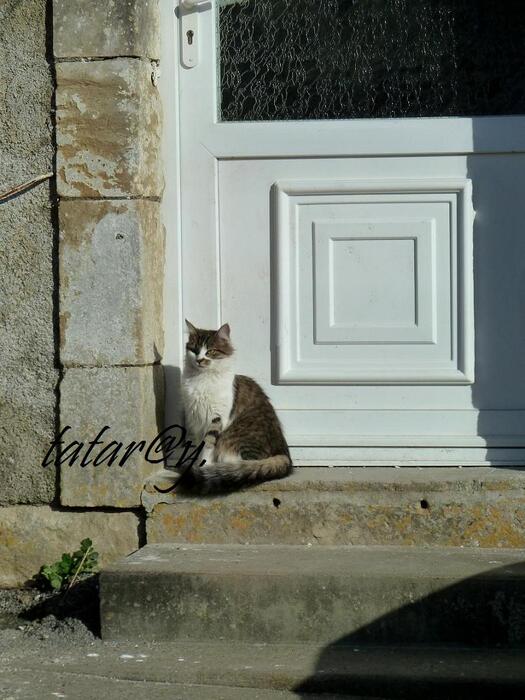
182;370;234;441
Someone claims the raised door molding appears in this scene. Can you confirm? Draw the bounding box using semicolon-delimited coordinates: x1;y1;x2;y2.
272;178;474;384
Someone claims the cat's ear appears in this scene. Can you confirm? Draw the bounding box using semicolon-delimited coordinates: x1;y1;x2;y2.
216;323;231;341
185;319;197;335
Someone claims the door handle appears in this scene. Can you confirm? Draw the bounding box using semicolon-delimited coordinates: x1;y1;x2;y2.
181;0;210;10
179;0;210;68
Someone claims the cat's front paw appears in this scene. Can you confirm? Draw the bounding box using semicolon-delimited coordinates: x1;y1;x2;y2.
201;416;222;465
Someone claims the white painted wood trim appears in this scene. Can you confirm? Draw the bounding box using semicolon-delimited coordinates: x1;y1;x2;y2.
277;368;472;385
280;409;525;447
161;0;185;427
202;117;525;159
275;178;474;196
457;178;475;384
290;450;525;466
288;435;525;448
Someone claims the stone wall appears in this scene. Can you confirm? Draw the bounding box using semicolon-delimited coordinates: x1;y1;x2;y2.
0;0;57;505
0;0;164;586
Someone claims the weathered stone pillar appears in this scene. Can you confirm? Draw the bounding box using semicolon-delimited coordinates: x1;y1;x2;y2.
53;0;164;507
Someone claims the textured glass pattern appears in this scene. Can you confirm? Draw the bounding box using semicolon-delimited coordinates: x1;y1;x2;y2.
218;0;525;121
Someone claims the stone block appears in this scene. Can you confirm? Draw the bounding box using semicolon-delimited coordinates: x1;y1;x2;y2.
0;506;139;587
101;542;525;645
53;0;160;60
144;467;525;548
56;59;163;198
59;200;164;366
60;366;164;507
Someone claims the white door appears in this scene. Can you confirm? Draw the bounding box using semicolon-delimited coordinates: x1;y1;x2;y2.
164;0;525;465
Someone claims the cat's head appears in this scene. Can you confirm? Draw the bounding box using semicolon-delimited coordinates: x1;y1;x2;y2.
185;320;234;371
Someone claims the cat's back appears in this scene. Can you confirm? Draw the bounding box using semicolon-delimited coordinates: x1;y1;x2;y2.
233;374;275;414
231;374;290;458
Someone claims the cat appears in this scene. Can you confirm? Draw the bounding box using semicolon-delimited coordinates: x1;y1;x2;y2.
180;320;292;492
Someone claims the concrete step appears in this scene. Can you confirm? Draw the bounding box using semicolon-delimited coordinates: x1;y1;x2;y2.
100;543;525;646
0;669;335;700
142;467;525;548
4;636;525;699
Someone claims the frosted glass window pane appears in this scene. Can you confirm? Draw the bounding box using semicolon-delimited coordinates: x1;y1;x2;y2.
218;0;525;121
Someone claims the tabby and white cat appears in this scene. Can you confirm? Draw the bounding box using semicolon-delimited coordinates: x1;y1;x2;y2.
181;320;292;492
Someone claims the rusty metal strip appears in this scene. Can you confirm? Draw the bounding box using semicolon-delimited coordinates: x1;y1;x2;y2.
0;172;54;204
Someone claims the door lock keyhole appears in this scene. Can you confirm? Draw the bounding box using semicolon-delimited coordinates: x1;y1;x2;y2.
186;29;194;46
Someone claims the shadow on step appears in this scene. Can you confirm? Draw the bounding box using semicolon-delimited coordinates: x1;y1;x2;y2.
294;560;525;699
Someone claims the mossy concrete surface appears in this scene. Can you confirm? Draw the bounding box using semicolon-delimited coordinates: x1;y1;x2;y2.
100;542;525;646
144;467;525;548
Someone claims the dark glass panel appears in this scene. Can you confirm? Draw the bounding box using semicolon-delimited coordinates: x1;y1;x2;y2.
218;0;525;121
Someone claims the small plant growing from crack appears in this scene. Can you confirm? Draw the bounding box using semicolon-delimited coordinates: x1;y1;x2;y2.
37;539;99;594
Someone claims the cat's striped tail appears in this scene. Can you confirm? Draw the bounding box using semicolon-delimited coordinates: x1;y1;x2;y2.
185;455;293;493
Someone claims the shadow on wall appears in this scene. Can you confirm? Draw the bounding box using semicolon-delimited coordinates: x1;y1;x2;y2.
293;560;525;699
468;115;525;465
161;364;184;457
153;347;169;433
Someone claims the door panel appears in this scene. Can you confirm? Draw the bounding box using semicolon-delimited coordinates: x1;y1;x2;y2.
272;182;472;384
216;155;525;460
171;1;525;464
